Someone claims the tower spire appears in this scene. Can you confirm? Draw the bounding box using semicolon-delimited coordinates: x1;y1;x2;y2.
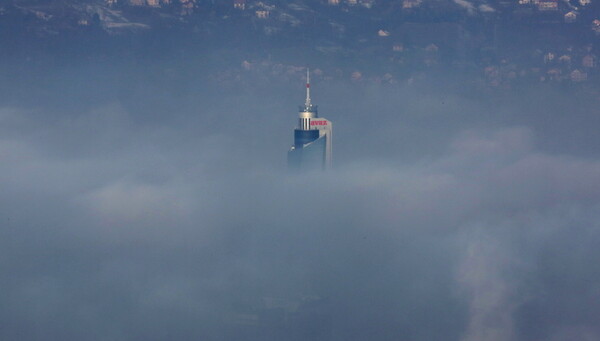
305;68;311;107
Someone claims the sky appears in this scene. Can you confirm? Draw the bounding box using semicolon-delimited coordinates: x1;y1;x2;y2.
1;45;600;341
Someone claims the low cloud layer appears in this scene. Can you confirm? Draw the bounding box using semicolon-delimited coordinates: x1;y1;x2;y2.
2;67;600;341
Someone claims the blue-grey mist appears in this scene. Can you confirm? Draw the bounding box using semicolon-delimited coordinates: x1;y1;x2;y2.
2;8;600;341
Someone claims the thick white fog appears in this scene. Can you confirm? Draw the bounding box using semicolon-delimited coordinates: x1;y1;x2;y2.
1;58;600;340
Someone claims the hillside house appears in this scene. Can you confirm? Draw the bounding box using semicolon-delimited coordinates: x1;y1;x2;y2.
425;43;439;52
234;0;245;10
360;0;375;8
180;0;194;15
570;69;587;82
565;11;577;23
558;55;572;64
582;55;596;68
537;0;558;11
593;19;600;34
403;0;422;8
547;68;561;80
544;52;555;63
256;10;269;18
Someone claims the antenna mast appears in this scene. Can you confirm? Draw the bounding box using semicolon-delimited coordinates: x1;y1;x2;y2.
305;68;311;107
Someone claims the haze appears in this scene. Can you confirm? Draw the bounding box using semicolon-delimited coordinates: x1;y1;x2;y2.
2;1;600;340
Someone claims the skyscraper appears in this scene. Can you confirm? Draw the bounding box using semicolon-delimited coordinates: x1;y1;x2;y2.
288;70;332;171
